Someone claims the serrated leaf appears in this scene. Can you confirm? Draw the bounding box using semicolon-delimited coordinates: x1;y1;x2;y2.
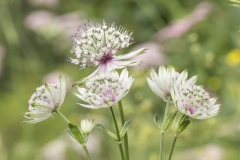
176;120;190;135
119;116;134;140
96;124;118;141
177;114;189;127
154;113;162;129
68;123;86;145
163;110;178;132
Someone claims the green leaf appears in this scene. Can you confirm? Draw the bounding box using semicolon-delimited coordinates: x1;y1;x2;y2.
177;114;189;127
154;113;162;129
119;116;134;140
163;110;178;132
176;120;190;135
96;124;118;141
68;123;86;145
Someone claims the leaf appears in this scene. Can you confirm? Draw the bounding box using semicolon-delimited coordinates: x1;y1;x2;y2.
68;123;86;145
176;120;190;135
119;116;134;140
154;113;162;129
96;124;118;141
163;110;178;132
177;114;189;127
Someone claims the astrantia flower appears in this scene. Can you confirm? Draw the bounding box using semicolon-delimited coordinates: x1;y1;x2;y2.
173;84;220;119
75;68;134;109
67;20;145;81
146;65;198;102
81;119;94;134
22;75;66;123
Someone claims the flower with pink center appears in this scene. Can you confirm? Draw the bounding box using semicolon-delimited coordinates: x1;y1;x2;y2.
146;65;198;102
22;75;66;123
75;69;134;109
67;20;145;84
173;84;220;119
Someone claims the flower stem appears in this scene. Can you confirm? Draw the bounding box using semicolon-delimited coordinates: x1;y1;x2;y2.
159;97;171;160
118;100;130;160
55;110;70;124
110;107;125;160
168;135;178;160
82;144;92;160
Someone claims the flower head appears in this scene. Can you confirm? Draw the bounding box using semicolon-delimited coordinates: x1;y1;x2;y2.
67;20;145;81
146;65;198;102
80;119;94;134
75;68;134;109
173;84;220;119
22;75;66;123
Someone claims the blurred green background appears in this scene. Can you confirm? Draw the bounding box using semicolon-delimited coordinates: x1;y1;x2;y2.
1;0;240;159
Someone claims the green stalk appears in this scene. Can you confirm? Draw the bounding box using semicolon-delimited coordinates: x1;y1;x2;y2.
55;110;70;124
110;107;126;160
118;100;130;160
168;135;178;160
82;144;92;160
159;97;171;160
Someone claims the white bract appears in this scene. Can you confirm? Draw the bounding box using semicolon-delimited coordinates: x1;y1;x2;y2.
146;65;198;102
22;75;66;123
173;84;220;119
67;20;145;79
75;68;134;109
81;119;94;134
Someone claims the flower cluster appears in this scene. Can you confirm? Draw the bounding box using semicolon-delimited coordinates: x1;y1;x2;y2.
67;20;145;79
147;65;220;119
173;84;220;119
22;75;66;123
75;69;134;109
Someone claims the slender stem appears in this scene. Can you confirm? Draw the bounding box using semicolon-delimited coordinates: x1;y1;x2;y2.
118;101;130;160
159;97;171;160
168;135;178;160
82;144;92;160
110;107;126;160
55;110;70;123
159;132;164;160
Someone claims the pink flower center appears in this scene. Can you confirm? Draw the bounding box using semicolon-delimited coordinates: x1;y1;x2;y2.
103;90;116;103
185;106;195;114
98;52;113;65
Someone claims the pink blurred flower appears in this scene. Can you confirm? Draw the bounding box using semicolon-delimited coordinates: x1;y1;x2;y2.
154;2;212;42
24;11;86;40
28;0;59;8
42;71;73;91
131;42;166;69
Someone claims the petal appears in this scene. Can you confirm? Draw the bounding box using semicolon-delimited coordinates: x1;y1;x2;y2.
77;103;102;109
116;48;146;59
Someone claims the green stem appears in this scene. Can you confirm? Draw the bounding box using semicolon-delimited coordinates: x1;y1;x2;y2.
82;144;92;160
110;107;125;160
168;135;178;160
55;110;70;124
118;101;130;160
159;97;171;160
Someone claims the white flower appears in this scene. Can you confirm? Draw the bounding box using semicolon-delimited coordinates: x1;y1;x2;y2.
146;65;198;102
67;20;146;79
75;68;134;109
80;119;94;134
173;84;220;119
22;75;66;123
